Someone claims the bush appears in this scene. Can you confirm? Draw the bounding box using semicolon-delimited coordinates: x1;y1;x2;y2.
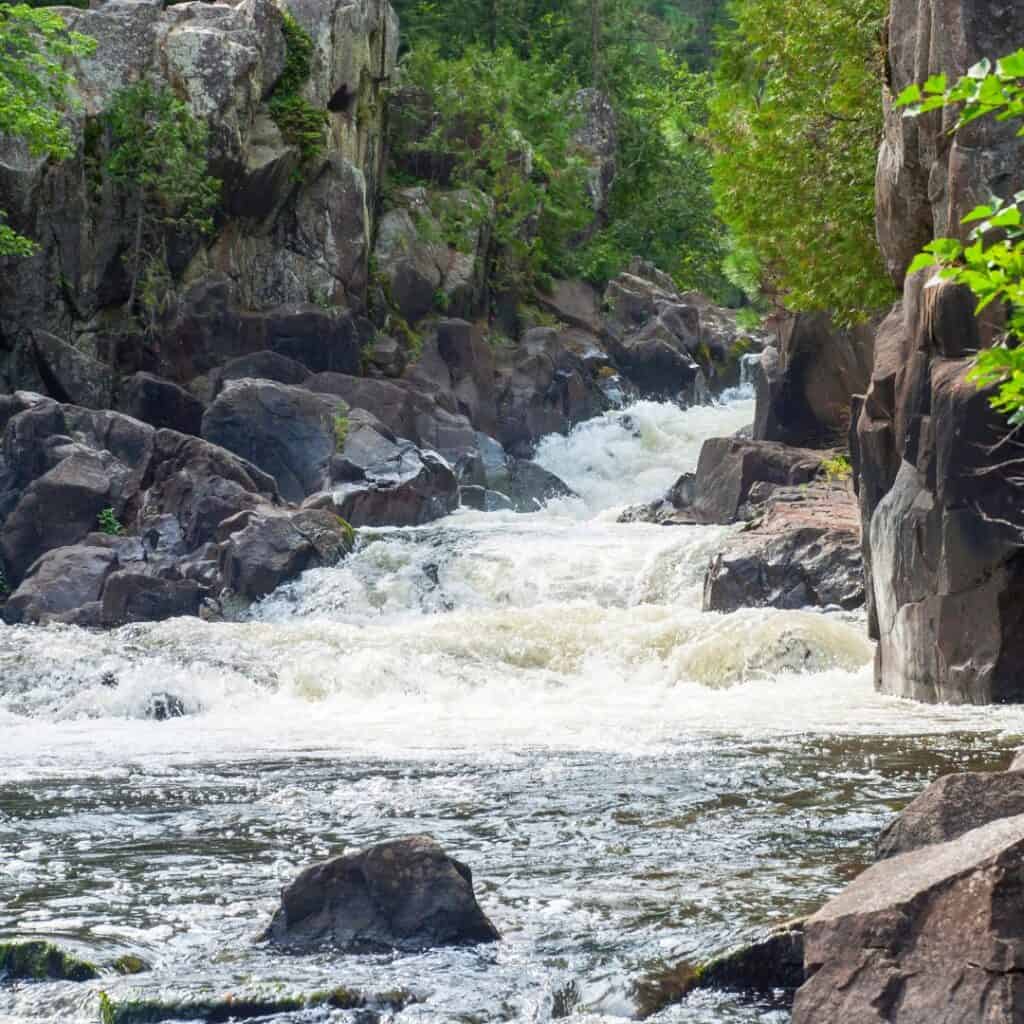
270;11;328;164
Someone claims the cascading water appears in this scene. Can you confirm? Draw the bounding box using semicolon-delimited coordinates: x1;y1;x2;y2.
2;394;1023;1024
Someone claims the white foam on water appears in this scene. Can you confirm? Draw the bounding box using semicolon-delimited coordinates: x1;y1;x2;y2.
3;397;1024;775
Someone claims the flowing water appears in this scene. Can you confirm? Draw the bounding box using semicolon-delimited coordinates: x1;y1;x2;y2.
2;395;1024;1024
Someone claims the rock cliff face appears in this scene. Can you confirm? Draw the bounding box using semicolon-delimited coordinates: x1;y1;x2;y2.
856;0;1024;703
0;0;398;392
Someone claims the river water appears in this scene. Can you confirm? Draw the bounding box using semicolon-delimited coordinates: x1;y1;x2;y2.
2;396;1023;1024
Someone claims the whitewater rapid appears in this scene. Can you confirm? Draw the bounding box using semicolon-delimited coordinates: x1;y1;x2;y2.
2;395;1023;1024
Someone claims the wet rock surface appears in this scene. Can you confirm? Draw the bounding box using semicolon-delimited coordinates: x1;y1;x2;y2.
793;813;1024;1024
876;770;1024;860
703;482;863;613
263;835;500;953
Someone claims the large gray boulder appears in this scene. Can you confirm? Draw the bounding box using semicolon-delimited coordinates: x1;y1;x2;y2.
201;379;348;504
305;410;459;528
219;508;354;601
262;835;500;953
792;814;1024;1024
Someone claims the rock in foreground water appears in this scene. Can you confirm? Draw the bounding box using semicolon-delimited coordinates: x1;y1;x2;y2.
263;835;500;953
793;813;1024;1024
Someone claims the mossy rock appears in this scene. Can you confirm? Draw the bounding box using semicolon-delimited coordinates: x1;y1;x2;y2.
632;921;805;1018
111;955;150;976
0;940;99;983
98;985;418;1023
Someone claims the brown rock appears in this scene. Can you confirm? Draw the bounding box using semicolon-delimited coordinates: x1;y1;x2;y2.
793;814;1024;1024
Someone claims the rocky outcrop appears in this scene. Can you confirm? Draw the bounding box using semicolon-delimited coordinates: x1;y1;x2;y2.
262;835;500;953
0;391;362;625
0;0;397;392
372;186;493;325
754;312;878;448
855;0;1024;703
792;813;1024;1024
674;439;823;525
703;481;863;613
571;88;617;240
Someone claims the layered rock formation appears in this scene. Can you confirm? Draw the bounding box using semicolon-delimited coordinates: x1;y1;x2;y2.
0;0;398;392
855;0;1024;702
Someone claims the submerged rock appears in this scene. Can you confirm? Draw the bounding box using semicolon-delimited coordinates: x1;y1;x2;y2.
793;813;1024;1024
97;985;418;1024
634;922;804;1018
262;835;500;953
0;940;98;983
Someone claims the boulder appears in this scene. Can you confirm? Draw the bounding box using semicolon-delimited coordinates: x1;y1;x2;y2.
634;922;805;1018
219;508;354;601
3;544;118;625
753;312;878;448
500;459;577;513
681;438;823;525
537;279;603;335
214;351;311;391
792;814;1024;1024
705;526;863;613
100;572;202;627
306;410;459;528
32;331;113;409
0;450;133;584
305;370;480;470
494;327;605;455
373;187;493;325
703;481;863;613
140;429;280;551
877;771;1024;860
117;372;205;436
201;379;348;504
262;835;500;953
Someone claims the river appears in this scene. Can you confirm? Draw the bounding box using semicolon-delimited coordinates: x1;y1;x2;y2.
2;394;1023;1024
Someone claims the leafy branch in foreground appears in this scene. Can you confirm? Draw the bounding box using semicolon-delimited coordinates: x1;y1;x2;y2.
899;50;1024;424
0;2;95;256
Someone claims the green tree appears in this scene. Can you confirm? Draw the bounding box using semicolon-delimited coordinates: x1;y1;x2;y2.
0;2;94;256
900;50;1024;424
709;0;894;322
395;43;592;290
105;81;220;317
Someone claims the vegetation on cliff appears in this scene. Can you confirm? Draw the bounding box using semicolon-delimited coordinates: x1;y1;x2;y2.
901;50;1024;425
390;0;729;297
709;0;894;323
0;2;94;255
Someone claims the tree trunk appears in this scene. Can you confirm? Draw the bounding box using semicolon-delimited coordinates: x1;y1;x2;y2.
128;188;144;311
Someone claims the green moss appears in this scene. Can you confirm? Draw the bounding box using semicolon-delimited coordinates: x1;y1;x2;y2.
269;11;328;165
0;940;98;982
333;411;350;451
334;516;356;548
95;985;418;1023
111;955;149;976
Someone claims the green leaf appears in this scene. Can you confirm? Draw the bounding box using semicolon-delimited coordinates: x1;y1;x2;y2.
896;82;922;106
